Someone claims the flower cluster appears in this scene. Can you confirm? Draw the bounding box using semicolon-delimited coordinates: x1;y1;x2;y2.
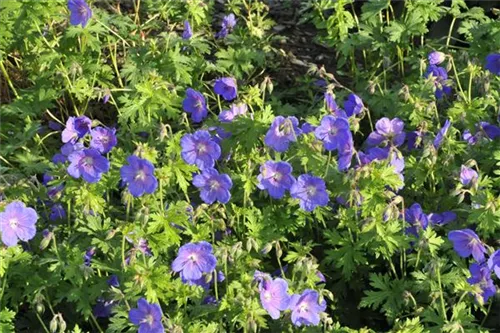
254;271;327;327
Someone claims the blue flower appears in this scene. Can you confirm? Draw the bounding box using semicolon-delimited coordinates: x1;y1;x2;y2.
257;161;295;199
259;278;291;319
90;127;117;154
460;165;478;187
172;241;217;281
467;263;496;304
219;103;247;123
290;174;329;212
93;299;116;318
344;93;363;117
448;229;486;262
324;92;341;113
428;211;457;226
120;156;158;197
488;250;500;279
192;168;232;204
182;20;192;40
67;148;110;183
182;88;207;123
428;51;446;65
433;119;452;149
181;130;221;170
485;53;500;75
129;298;164;333
405;203;428;237
264;116;302;152
68;0;92;27
214;77;237;101
0;201;38;247
216;13;237;38
425;65;452;99
49;203;66;221
301;122;316;134
289;289;326;327
61;116;91;143
314;115;351;151
366;117;406;147
107;275;120;288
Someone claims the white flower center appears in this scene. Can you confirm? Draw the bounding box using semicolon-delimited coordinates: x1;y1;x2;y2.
135;170;146;181
299;302;309;312
188;254;197;263
9;218;18;229
264;291;272;301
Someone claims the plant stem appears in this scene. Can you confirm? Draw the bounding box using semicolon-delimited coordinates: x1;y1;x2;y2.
0;60;19;98
446;17;456;50
436;261;447;322
449;57;467;101
35;313;50;333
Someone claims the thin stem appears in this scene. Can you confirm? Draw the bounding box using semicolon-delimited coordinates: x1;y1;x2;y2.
468;70;473;103
323;151;332;178
90;312;104;333
0;60;19;98
436;262;447;322
480;301;493;327
35;313;50;333
449;57;467;101
95;19;130;46
446;17;456;50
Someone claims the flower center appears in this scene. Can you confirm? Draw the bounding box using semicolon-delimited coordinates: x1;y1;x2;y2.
330;126;338;136
8;218;18;229
210;180;220;190
78;5;87;16
263;291;272;301
143;314;154;325
188;254;197;263
299;302;308;313
135;170;146;181
306;185;317;196
197;143;207;154
82;157;94;166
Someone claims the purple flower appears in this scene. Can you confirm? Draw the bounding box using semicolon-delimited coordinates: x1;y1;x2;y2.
67;148;109;183
214;77;237;101
102;93;110;104
257;161;295;199
42;173;54;186
324;92;340;113
428;51;446;65
49;121;63;131
93;299;116;318
433;119;452;149
463;130;477;145
0;201;38;247
216;13;237;38
259;278;291;319
52;142;84;164
407;130;424;150
460;165;478;187
366;117;406;147
485;53;500;75
68;0;92;27
289;289;327;327
192;168;232;204
344;93;363;117
316;271;326;284
49;203;66;221
182;20;192;40
137;238;152;256
219;103;247;123
301;122;316;134
120;156;158;197
181;130;221;170
428;211;457;226
129;298;164;333
182;88;208;123
405;203;428;237
467;263;496;304
478;121;500;140
107;275;120;288
90;127;117;154
264;116;302;152
84;247;95;266
314;115;351;151
425;65;452;99
182;270;224;289
488;250;500;279
202;296;217;305
290;174;329;212
61;116;91;143
172;241;217;281
254;270;271;289
448;229;486;262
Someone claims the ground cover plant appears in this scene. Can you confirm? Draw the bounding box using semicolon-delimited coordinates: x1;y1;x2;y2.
1;0;500;332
